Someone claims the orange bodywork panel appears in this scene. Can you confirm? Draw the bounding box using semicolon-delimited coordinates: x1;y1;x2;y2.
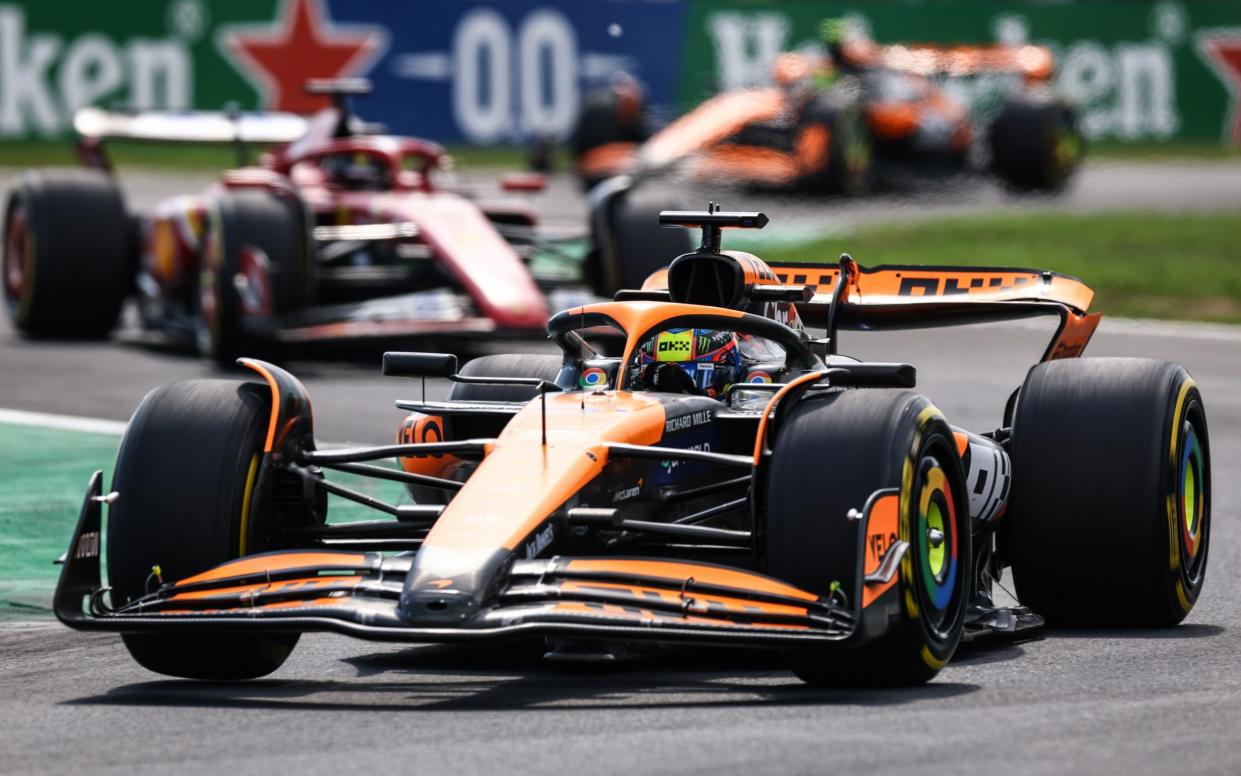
683;145;800;185
396;412;462;480
176;551;370;586
564;558;819;602
641;88;786;169
577;141;639;179
861;493;901;608
1047;311;1103;360
418;391;665;554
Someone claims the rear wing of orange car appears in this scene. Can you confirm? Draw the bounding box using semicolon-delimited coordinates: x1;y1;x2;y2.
874;43;1055;82
766;259;1101;362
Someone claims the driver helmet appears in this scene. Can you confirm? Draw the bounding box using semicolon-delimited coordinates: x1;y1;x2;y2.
636;328;743;398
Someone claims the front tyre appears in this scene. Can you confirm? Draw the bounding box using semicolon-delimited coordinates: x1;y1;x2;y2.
766;389;970;686
1006;358;1210;626
107;379;298;679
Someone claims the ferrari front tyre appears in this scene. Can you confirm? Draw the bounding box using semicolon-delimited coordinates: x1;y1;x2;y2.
107;379;299;679
1006;358;1210;626
989;98;1082;192
199;190;312;366
766;389;971;686
3;169;130;337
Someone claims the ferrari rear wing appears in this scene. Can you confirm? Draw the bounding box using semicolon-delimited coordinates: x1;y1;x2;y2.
73;107;309;145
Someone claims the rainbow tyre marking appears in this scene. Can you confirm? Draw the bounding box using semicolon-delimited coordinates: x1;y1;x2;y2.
916;457;959;622
1178;422;1205;564
579;367;608;390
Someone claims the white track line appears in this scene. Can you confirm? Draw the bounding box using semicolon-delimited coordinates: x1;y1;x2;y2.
0;408;127;435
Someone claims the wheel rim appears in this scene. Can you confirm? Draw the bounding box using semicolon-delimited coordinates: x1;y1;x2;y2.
915;455;960;631
4;206;28;305
1179;421;1205;567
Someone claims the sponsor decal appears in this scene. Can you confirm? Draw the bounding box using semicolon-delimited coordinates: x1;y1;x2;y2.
660;441;711;472
523;521;554;559
746;371;773;384
74;530;100;560
664;409;712;434
867;530;899;567
1197;28;1241;144
579;366;608;389
217;0;388;113
612;485;640;502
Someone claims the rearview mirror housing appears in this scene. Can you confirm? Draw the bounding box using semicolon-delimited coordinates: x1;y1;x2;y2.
382;352;458;378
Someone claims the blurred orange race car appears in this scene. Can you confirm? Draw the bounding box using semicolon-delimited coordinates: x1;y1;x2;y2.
574;22;1082;194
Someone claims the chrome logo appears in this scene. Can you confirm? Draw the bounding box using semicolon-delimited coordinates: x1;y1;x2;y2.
579;367;608;389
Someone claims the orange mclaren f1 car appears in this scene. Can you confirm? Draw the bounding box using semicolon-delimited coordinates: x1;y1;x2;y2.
55;209;1208;685
575;24;1082;194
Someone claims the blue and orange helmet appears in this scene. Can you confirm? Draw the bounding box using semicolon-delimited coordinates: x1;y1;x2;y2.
636;328;743;397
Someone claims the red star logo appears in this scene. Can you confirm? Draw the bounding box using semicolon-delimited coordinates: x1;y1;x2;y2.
219;0;388;113
1197;30;1241;146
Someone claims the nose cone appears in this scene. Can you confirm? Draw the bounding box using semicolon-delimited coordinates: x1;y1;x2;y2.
398;545;512;625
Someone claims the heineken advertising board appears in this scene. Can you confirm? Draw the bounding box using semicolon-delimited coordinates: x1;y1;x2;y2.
0;0;1237;145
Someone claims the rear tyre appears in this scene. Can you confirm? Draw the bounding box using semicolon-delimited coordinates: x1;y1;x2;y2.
766;390;970;687
3;170;130;337
199;191;312;366
572;85;645;189
989;98;1082;192
107;379;298;679
1006;358;1209;626
796;96;871;195
586;186;693;296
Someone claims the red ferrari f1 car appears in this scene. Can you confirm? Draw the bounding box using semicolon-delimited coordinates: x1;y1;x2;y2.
55;208;1209;685
575;22;1081;194
4;80;688;364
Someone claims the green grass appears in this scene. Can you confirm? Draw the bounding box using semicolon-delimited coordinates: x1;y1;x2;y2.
0;422;407;618
747;211;1241;323
0;139;551;171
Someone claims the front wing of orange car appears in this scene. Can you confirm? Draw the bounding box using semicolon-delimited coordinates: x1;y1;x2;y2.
54;472;900;650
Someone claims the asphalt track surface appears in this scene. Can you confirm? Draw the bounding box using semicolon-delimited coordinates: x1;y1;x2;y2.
3;165;1241;775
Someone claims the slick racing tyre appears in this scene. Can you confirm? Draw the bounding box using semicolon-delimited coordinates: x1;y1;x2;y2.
586;184;693;297
1006;358;1210;626
766;389;970;686
199;190;312;366
989;98;1082;192
572;82;646;189
448;353;565;402
3;169;130;337
406;354;566;506
107;379;300;679
796;95;871;195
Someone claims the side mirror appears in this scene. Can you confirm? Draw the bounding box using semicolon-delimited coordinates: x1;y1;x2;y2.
499;172;547;193
382;352;458;378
